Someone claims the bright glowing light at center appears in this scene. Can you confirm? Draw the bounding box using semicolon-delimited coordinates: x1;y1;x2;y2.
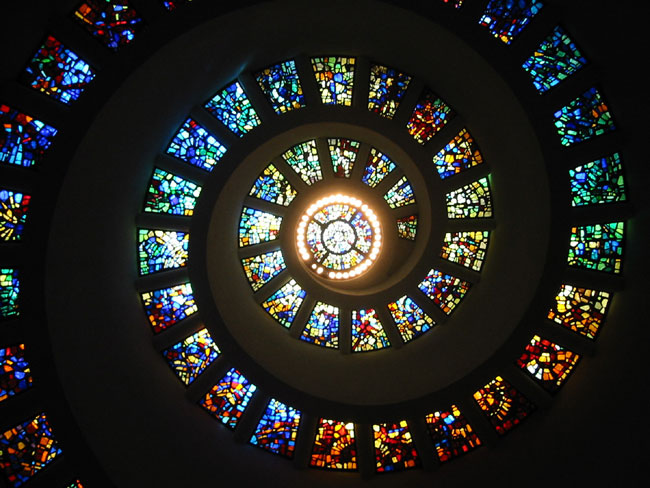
296;195;382;280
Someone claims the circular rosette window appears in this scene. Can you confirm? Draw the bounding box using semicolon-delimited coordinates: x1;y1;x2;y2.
297;195;382;279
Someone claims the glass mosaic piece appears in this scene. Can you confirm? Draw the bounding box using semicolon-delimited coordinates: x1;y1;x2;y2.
523;26;587;93
255;60;305;114
479;0;544;44
446;177;492;218
1;344;33;403
406;90;454;144
441;0;463;7
137;229;189;275
66;480;85;488
387;295;435;343
361;148;396;187
21;35;96;105
282;140;322;185
248;163;297;206
441;231;490;271
0;269;20;320
261;279;306;328
548;284;610;340
567;222;624;274
351;308;390;352
143;168;201;216
328;138;360;178
301;302;339;348
140;283;197;334
238;207;282;248
396;215;417;241
0;104;58;168
0;413;62;487
569;153;626;206
310;419;357;470
241;250;286;291
373;421;420;473
384;176;415;208
473;375;536;435
425;405;481;462
311;56;355;106
166;118;227;172
516;335;580;392
74;0;144;50
433;129;483;179
162;328;220;385
204;81;261;137
368;64;411;119
200;368;257;429
418;269;470;314
553;87;616;146
250;398;301;458
0;190;31;241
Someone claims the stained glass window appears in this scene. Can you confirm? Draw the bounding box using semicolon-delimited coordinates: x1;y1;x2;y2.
301;302;339;348
200;368;257;429
473;376;535;435
162;328;220;385
1;344;33;402
569;153;626;206
567;222;624;274
523;26;587;93
433;129;483;179
248;164;297;206
255;60;305;114
311;57;355;106
0;190;31;241
21;35;96;105
163;0;192;10
384;176;415;208
441;231;490;271
140;283;197;334
361;148;396;187
1;104;58;168
282;140;322;185
425;405;481;462
0;269;20;319
0;413;63;487
387;295;435;343
328;138;360;178
373;421;420;472
144;168;201;216
250;398;301;458
261;279;306;328
406;90;454;144
397;215;417;240
368;64;411;119
74;0;144;50
241;250;286;292
204;81;261;137
137;229;189;275
553;87;616;146
351;308;390;352
446;177;492;218
479;0;544;45
310;419;357;470
238;207;282;248
548;284;610;340
66;480;85;488
166;118;227;172
418;269;470;314
516;335;580;392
